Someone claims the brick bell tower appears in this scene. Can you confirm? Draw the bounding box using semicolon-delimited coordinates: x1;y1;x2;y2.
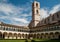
32;0;40;27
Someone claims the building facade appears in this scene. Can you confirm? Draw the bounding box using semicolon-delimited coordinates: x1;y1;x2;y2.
0;1;60;39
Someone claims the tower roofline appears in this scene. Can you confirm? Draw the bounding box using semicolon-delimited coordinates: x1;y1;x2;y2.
33;0;39;3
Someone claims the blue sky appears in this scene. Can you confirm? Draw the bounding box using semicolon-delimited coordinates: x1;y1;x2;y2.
0;0;60;26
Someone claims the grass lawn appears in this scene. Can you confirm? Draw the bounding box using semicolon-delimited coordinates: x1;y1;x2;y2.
0;39;26;42
0;39;60;42
32;39;60;42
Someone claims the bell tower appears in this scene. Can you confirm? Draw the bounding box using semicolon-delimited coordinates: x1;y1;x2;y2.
32;1;40;27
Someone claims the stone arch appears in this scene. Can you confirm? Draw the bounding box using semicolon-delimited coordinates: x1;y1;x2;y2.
22;34;24;39
13;33;17;39
29;34;33;39
40;33;44;39
37;33;40;39
49;32;54;39
41;33;44;35
33;34;36;38
18;33;21;39
28;34;30;39
30;34;33;37
55;32;59;35
25;34;28;39
31;34;34;38
3;32;8;39
8;33;12;39
50;32;54;35
55;32;60;39
9;33;12;36
45;33;49;39
14;33;17;36
0;32;2;39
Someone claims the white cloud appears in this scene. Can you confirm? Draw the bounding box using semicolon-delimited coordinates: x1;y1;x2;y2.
49;4;60;14
0;2;31;26
0;4;13;15
13;18;29;23
0;3;23;15
40;4;60;19
0;0;60;26
40;8;49;19
0;0;8;3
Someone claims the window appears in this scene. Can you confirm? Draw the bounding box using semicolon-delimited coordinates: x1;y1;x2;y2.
2;26;5;30
36;10;38;14
3;28;5;30
36;3;38;7
6;28;8;30
8;27;13;31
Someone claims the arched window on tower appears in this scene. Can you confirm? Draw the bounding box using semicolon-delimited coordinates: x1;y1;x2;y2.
36;10;38;14
36;3;38;7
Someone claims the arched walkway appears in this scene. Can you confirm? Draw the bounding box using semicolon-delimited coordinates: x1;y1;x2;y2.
33;34;36;39
37;33;40;39
17;33;21;39
13;33;17;39
40;33;45;39
45;33;49;39
29;34;33;39
25;34;27;39
3;32;8;39
9;33;12;39
0;32;2;39
22;34;24;39
49;32;54;39
55;32;60;39
25;34;28;39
